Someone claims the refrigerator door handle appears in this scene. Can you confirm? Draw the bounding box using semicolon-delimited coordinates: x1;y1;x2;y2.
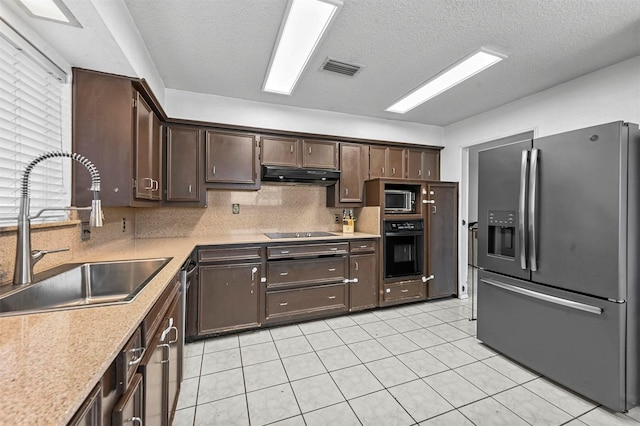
481;278;603;315
528;148;539;271
519;150;529;270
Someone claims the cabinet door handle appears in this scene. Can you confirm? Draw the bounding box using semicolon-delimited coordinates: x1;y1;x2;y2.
251;266;258;281
290;145;294;154
188;184;192;193
381;167;385;175
432;205;437;214
401;289;409;293
418;169;422;176
328;295;336;299
344;188;349;196
328;268;336;272
212;166;216;175
125;417;142;426
279;272;289;276
355;261;359;271
143;177;153;190
159;343;170;363
279;302;288;306
392;167;396;175
168;326;179;344
308;146;312;154
128;347;146;366
428;170;431;177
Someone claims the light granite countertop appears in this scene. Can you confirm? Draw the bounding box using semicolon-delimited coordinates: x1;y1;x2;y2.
0;232;379;425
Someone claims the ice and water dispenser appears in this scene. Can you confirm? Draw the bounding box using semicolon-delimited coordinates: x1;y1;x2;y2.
487;210;516;258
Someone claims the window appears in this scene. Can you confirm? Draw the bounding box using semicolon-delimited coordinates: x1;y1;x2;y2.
0;20;70;224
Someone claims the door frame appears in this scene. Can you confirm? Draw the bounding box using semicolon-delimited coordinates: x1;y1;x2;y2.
458;128;536;298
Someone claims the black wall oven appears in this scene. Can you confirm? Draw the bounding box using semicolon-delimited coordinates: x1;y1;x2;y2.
383;219;424;279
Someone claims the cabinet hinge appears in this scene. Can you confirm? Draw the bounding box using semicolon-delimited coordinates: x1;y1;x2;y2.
132;98;138;108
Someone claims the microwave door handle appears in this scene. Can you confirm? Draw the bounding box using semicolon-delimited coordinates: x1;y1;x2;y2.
528;148;539;272
519;149;529;270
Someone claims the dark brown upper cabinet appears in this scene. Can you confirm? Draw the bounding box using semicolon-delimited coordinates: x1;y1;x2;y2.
369;146;406;179
261;136;338;170
302;139;338;169
261;136;299;167
407;149;441;180
134;94;162;201
165;125;205;205
205;130;260;189
72;68;163;207
327;142;369;206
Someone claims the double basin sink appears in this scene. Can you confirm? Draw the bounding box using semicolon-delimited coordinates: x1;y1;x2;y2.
0;257;172;317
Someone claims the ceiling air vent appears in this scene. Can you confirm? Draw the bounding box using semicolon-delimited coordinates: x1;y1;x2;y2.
321;58;362;77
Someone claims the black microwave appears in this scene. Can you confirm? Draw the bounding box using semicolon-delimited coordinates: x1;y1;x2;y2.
384;189;415;213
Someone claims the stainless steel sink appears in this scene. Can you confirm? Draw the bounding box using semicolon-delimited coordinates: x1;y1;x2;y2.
264;231;337;239
0;257;172;317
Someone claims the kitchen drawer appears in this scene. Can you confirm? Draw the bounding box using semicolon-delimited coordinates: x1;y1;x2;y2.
267;242;348;259
349;240;376;253
199;246;262;263
383;280;425;303
116;327;143;390
266;283;348;320
267;257;346;288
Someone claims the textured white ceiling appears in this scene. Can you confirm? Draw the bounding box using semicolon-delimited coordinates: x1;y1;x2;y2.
8;0;640;126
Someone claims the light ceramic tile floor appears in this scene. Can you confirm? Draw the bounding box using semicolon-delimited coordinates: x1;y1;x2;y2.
173;297;640;426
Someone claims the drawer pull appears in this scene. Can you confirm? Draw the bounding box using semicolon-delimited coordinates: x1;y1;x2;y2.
355;261;359;271
279;302;288;306
328;295;336;299
330;247;338;251
359;245;368;248
128;347;146;366
280;250;290;254
401;289;409;293
126;417;142;426
328;268;336;272
280;272;289;276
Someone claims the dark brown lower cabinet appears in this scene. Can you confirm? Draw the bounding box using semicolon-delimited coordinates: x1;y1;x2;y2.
112;374;143;426
426;182;458;299
68;383;102;426
349;253;377;311
383;279;426;304
140;282;183;426
198;262;261;335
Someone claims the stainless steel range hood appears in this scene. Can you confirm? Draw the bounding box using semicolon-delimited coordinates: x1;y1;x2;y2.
261;165;340;186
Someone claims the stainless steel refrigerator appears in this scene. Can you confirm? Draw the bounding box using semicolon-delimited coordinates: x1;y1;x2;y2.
477;121;640;411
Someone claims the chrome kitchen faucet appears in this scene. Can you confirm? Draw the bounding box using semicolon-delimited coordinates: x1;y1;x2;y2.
13;151;104;286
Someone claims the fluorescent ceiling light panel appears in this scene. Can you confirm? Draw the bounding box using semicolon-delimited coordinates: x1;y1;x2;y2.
386;48;507;114
16;0;81;27
263;0;341;95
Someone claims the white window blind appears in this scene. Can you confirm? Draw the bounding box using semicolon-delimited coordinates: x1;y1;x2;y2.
0;22;70;224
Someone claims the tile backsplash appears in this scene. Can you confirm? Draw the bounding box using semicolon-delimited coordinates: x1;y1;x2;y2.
0;186;380;285
135;185;345;238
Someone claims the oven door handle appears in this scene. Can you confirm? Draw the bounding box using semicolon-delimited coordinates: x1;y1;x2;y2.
384;231;424;236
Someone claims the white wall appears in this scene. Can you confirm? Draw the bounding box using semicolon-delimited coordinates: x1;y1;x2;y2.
442;55;640;297
166;89;444;145
442;55;640;182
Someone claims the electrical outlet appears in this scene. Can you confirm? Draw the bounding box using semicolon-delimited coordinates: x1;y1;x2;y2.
334;214;340;223
232;203;240;214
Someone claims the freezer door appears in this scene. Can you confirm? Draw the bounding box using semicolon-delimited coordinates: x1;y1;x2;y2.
531;122;627;300
477;270;628;411
478;138;532;280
